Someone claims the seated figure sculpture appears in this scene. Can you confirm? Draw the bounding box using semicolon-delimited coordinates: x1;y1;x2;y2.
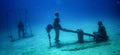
93;21;109;43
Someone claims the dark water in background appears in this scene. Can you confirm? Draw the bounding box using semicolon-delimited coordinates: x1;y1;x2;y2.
0;0;120;41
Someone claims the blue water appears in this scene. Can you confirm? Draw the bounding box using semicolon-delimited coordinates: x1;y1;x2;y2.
0;0;120;55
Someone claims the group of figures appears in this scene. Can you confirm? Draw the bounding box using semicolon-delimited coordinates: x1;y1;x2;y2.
46;12;109;47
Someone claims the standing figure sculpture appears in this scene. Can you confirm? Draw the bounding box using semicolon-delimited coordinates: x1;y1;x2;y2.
17;20;25;38
53;12;62;44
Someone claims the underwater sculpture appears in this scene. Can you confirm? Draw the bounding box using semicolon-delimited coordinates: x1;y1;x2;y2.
6;10;33;42
46;12;109;47
53;12;62;44
17;20;25;38
93;21;109;43
76;21;109;43
12;19;33;42
52;12;83;44
46;24;53;47
46;12;77;47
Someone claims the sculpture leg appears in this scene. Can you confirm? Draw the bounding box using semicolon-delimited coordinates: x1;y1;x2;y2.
55;29;60;44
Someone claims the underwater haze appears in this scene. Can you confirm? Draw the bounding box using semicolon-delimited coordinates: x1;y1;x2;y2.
0;0;120;55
